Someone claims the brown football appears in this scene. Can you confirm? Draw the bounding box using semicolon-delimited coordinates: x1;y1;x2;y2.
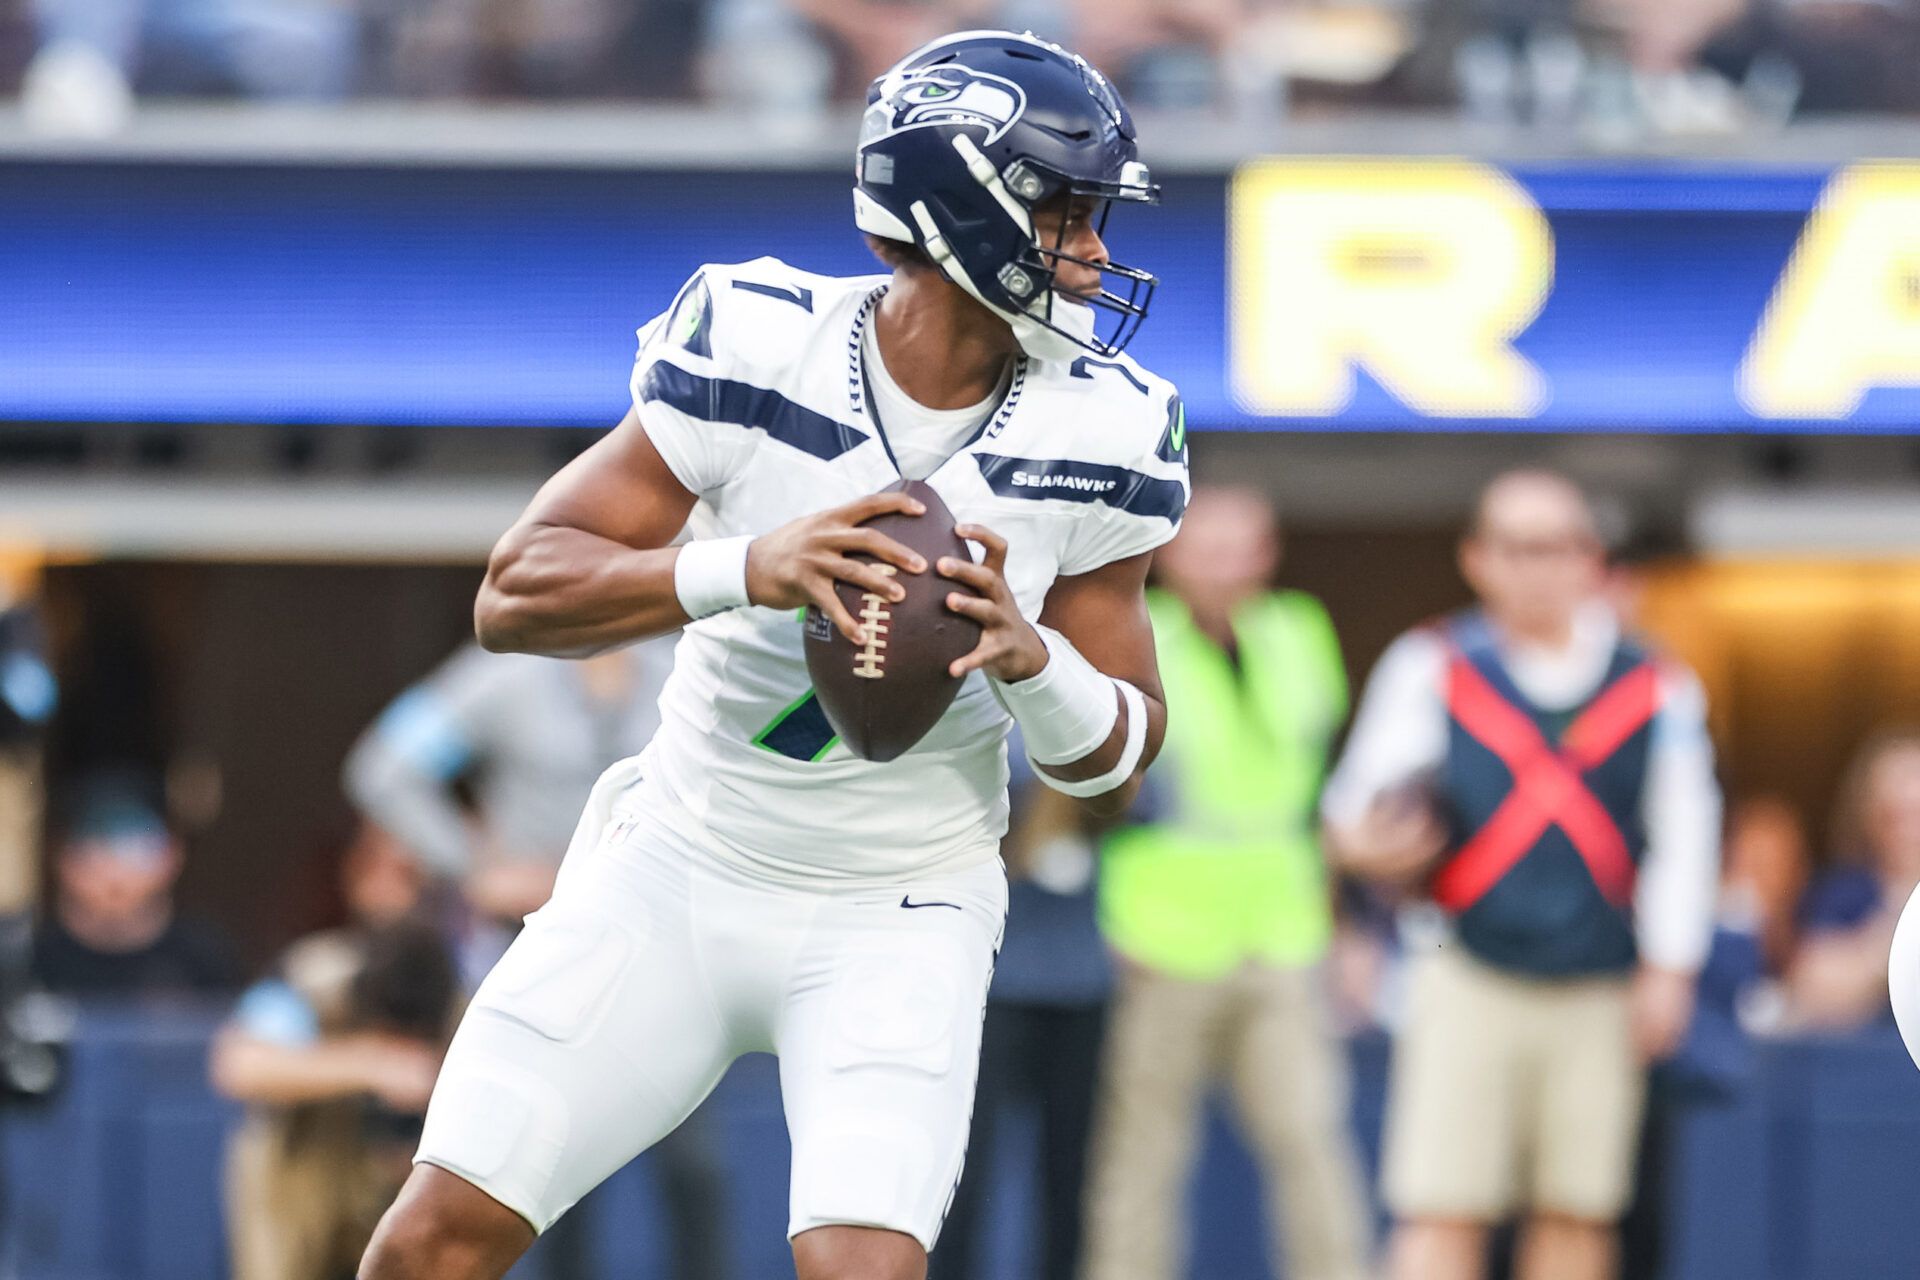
803;479;984;762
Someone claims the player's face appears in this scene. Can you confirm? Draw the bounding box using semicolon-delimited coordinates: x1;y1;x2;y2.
1031;193;1110;301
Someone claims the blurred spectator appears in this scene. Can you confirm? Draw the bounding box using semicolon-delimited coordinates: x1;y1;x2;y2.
17;0;710;121
1783;729;1920;1029
0;550;55;987
343;636;730;1280
1721;795;1809;978
700;3;1323;115
791;0;999;91
1581;0;1920;132
1327;877;1400;1033
1082;486;1371;1280
1587;0;1749;77
1380;0;1589;119
1619;0;1920;114
933;752;1109;1280
1065;0;1421;114
210;822;451;1280
32;776;241;998
20;0;358;135
1222;1;1418;116
1384;0;1918;136
1323;469;1722;1280
382;0;705;99
1714;1;1920;114
344;640;677;976
699;0;832;115
0;548;63;1106
1056;0;1243;108
13;0;1917;117
703;0;1016;113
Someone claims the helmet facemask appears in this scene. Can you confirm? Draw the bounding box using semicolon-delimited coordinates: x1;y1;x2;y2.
900;138;1157;363
998;168;1157;361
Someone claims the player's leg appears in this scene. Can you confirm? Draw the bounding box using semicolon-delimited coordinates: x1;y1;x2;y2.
1079;963;1226;1280
792;1226;928;1280
1520;973;1641;1280
360;1165;533;1280
362;815;738;1280
776;859;1007;1280
1224;963;1372;1280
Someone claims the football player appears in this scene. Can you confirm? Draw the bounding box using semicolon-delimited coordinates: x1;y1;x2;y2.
360;30;1190;1280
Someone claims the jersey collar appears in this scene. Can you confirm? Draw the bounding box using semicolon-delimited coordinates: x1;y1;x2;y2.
847;285;1028;476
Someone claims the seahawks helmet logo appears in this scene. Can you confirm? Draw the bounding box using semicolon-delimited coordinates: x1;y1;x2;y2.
869;66;1026;145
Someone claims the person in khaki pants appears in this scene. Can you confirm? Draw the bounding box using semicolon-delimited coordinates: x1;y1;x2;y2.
1322;470;1722;1280
212;826;458;1280
1081;486;1372;1280
0;551;55;1099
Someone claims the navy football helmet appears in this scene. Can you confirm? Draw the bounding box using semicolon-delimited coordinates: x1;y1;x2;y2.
854;30;1160;362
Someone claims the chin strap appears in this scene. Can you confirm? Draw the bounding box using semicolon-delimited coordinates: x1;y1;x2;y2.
907;183;1090;365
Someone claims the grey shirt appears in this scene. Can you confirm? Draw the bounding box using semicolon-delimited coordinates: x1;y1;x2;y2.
344;638;678;876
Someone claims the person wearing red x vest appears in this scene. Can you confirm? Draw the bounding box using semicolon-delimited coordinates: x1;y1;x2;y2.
1321;470;1721;1280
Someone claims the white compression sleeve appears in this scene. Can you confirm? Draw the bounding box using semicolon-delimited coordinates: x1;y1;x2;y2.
1030;680;1148;799
992;626;1120;765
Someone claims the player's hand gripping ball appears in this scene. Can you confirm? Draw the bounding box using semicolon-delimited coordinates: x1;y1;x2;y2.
1889;880;1920;1070
803;480;984;762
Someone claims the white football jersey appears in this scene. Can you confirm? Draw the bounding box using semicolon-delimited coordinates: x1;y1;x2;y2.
626;256;1190;885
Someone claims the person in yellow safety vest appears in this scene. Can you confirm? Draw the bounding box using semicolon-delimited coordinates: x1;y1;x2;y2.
1081;485;1373;1280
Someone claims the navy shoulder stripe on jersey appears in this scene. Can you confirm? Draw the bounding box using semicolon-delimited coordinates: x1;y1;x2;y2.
732;279;815;312
640;363;869;462
973;454;1187;523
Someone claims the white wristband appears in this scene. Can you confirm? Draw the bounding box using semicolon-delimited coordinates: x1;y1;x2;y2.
1032;680;1148;799
673;536;754;620
992;625;1121;766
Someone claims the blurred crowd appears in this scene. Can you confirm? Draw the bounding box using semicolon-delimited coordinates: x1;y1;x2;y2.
4;0;1918;137
5;466;1920;1280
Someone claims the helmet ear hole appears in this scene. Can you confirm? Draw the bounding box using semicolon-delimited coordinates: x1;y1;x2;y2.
1003;161;1048;203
